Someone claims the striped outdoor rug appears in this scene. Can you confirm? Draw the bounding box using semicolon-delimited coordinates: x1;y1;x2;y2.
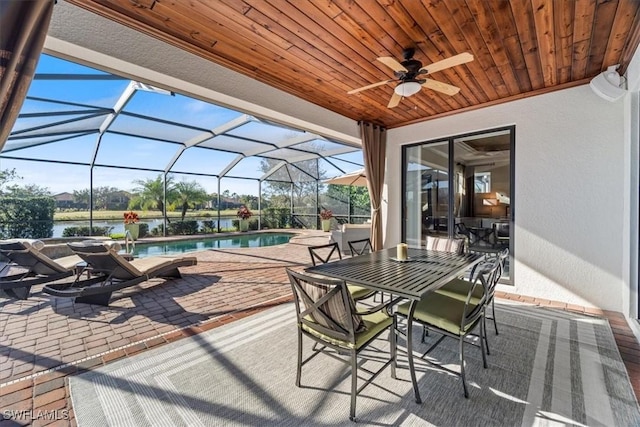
69;301;640;426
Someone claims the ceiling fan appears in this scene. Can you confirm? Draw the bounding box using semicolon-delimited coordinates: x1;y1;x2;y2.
347;48;474;108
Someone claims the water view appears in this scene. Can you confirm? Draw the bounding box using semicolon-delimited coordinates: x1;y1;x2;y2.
52;218;235;238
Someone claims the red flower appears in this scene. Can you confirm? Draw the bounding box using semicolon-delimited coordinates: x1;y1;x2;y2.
123;211;139;224
237;206;252;220
319;209;333;220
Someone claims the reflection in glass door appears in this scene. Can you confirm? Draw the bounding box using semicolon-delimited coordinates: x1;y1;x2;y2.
402;126;514;282
403;140;449;247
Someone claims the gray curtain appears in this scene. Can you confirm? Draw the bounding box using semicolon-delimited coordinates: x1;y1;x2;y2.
0;0;54;150
360;122;386;251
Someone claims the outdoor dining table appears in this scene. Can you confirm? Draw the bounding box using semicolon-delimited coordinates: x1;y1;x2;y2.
305;246;484;404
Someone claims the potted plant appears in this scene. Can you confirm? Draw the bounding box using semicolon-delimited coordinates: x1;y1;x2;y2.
319;208;333;232
123;211;140;240
237;205;252;232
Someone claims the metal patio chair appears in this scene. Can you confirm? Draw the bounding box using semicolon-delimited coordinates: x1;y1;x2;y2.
435;248;509;352
286;268;396;422
308;242;376;301
395;260;498;398
347;238;372;257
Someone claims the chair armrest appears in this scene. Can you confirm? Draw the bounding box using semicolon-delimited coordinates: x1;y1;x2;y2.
354;296;404;316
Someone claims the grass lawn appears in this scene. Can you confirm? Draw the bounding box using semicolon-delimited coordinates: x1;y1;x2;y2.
54;209;246;221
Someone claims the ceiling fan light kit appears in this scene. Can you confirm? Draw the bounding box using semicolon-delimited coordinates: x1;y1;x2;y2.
347;49;474;108
394;81;422;97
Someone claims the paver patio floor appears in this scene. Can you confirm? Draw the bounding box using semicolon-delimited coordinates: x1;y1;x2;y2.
1;229;638;426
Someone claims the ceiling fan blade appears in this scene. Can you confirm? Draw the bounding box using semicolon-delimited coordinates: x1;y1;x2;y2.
422;78;460;96
377;56;408;72
420;52;474;75
387;92;402;108
347;79;392;94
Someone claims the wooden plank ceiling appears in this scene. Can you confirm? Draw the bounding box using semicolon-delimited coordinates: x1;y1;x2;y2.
66;0;640;129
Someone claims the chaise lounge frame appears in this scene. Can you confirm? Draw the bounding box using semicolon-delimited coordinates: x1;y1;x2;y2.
0;240;84;300
43;242;197;306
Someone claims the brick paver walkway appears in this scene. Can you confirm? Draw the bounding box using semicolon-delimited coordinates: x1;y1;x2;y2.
1;230;638;426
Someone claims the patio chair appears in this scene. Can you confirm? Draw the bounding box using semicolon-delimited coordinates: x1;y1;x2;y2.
347;238;372;257
347;238;391;303
286;268;396;422
394;260;497;398
43;241;197;306
425;235;465;254
308;242;376;301
435;248;509;351
493;221;510;249
0;239;83;300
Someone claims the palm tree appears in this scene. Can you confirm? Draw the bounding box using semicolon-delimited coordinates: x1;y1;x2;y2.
73;188;90;209
130;175;176;220
174;180;209;221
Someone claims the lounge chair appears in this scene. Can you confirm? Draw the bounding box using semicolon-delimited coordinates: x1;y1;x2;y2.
43;241;197;306
0;239;83;300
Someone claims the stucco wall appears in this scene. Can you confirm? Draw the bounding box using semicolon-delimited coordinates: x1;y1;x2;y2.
387;85;626;311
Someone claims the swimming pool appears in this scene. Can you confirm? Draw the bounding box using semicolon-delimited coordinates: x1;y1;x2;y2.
129;232;294;257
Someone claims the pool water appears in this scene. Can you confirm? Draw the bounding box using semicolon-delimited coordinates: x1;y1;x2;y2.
129;232;294;257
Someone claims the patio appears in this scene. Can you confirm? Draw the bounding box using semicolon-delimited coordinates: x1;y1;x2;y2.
1;231;639;426
2;1;640;425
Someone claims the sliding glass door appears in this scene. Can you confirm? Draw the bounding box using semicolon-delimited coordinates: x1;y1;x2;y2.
402;126;514;282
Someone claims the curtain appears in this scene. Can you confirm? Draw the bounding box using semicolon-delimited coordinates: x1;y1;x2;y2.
360;122;386;251
0;0;54;150
454;163;465;217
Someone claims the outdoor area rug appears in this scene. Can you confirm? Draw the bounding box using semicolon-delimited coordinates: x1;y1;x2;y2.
70;301;640;426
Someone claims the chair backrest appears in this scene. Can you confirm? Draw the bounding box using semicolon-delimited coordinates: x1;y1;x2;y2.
461;259;499;331
493;247;509;283
493;222;510;238
68;242;143;279
348;238;372;257
454;222;470;237
308;242;342;266
425;236;465;254
286;268;363;343
0;240;69;275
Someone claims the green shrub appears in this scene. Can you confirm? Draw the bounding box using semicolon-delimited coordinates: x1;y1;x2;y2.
0;197;55;239
62;226;113;237
151;223;163;236
168;220;199;235
261;208;290;229
138;222;149;238
201;220;216;233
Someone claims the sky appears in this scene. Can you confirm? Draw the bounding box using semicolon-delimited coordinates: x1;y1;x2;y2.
2;54;363;196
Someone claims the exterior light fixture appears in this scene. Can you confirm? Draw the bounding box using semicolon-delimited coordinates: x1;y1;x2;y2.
589;64;626;102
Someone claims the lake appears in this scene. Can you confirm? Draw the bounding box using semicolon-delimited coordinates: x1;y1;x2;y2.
52;218;235;238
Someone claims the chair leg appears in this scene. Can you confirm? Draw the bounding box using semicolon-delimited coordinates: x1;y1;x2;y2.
3;286;32;300
459;336;469;398
480;321;488;369
491;298;499;335
483;311;491;356
295;330;302;387
391;315;397;379
421;325;430;342
349;350;357;422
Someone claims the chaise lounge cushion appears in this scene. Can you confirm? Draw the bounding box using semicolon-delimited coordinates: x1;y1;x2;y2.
68;241;197;280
